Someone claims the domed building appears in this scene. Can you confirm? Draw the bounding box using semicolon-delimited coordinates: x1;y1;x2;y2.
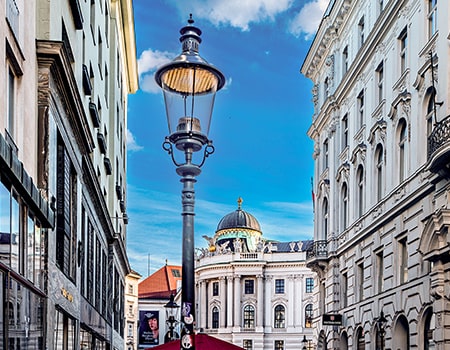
195;198;316;350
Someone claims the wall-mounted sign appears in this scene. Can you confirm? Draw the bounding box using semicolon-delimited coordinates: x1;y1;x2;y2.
322;313;342;326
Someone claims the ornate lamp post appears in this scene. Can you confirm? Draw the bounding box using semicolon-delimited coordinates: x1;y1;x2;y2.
155;15;225;350
377;310;387;350
164;294;180;343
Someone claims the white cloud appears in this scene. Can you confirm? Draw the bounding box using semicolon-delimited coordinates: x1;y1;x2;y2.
137;49;174;93
288;0;329;39
126;129;143;152
175;0;294;31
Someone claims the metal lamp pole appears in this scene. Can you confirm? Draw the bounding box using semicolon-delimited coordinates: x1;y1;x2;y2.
155;15;225;350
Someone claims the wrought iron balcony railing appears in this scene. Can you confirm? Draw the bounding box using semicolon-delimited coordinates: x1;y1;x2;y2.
306;240;328;260
428;115;450;157
428;115;450;173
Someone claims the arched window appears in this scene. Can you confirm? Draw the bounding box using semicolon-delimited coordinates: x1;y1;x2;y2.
323;198;329;239
274;305;285;328
212;307;219;329
356;327;365;350
357;166;364;217
393;315;410;350
426;88;436;138
305;304;313;328
341;183;348;231
423;308;435;350
243;305;255;328
398;120;407;182
375;144;383;201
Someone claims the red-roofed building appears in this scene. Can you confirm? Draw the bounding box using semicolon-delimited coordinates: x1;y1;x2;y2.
138;264;182;348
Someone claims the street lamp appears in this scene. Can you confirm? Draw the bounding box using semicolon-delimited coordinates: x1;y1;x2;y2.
377;310;387;350
164;294;180;343
302;335;308;350
155;15;225;350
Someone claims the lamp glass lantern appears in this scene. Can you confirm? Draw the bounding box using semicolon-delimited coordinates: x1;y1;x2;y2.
155;16;225;151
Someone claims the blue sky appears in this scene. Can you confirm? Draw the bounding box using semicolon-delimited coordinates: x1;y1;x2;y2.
126;0;329;277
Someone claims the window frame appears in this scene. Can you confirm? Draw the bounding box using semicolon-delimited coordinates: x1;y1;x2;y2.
275;279;285;294
274;305;285;328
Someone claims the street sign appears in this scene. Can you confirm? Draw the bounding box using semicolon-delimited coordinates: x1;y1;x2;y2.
322;313;343;326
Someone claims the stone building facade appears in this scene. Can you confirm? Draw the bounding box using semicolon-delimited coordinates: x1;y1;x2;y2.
0;0;137;348
196;200;315;350
302;0;450;349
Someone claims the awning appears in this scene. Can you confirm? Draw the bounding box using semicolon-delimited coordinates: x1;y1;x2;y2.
146;333;244;350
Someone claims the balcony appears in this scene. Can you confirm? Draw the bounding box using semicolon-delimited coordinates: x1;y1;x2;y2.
428;115;450;175
306;240;328;273
97;132;107;154
69;0;83;30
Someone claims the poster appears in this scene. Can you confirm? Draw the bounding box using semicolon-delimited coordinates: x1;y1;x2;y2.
139;310;160;347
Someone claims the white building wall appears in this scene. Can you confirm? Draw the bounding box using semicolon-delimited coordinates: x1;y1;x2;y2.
196;250;315;350
303;0;450;349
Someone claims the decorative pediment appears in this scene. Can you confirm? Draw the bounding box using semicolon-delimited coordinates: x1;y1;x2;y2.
388;90;411;121
350;143;367;165
418;209;450;262
368;119;387;145
336;162;350;183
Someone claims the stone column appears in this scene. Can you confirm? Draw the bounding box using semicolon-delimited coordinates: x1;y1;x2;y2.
265;276;273;329
256;275;264;328
227;275;234;327
234;275;241;327
199;280;207;330
219;276;227;328
288;275;295;328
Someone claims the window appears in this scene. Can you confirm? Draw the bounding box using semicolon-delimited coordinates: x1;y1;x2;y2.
375;144;383;201
358;16;365;47
274;305;285;328
341;272;348;308
128;284;133;294
275;279;284;294
56;136;78;280
324;77;329;99
341;183;348;231
342;46;348;74
399;28;408;72
323;139;329;170
399;237;408;284
306;278;314;293
427;89;436;139
305;304;313;328
275;340;284;350
357;261;364;301
376;250;384;293
127;322;133;337
323;198;328;239
212;307;219;328
342;114;348;150
378;0;384;14
212;281;219;296
7;67;15;137
243;340;253;350
244;279;254;294
427;0;437;38
357;90;364;128
357;166;364;218
356;327;365;350
55;309;76;350
376;62;384;104
243;305;255;328
398;120;407;182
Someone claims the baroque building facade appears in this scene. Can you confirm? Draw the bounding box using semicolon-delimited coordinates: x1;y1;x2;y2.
302;0;449;349
195;199;315;350
1;0;137;348
125;270;142;350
